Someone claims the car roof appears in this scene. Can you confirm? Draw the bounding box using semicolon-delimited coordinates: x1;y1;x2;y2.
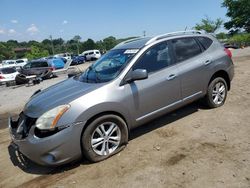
113;31;214;50
113;37;152;50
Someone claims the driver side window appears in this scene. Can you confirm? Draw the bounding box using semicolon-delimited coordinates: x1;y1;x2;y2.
132;42;173;74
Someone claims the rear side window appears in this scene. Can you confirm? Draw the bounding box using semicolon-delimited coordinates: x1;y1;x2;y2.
16;60;24;64
197;37;213;50
89;52;94;55
31;61;48;68
172;38;202;62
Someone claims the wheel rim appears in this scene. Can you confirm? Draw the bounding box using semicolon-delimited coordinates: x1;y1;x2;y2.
212;81;226;105
91;122;121;156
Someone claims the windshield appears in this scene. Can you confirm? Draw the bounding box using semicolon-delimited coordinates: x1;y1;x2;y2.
78;49;137;83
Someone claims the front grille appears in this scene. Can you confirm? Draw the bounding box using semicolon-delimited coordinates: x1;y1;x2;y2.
13;112;37;139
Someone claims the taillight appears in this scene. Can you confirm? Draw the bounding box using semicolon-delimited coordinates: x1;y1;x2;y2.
0;75;5;79
49;67;55;71
224;48;232;59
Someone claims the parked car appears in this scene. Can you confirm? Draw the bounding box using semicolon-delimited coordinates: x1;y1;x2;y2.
71;55;86;65
9;31;234;166
82;50;101;61
1;60;17;68
19;58;64;79
15;58;28;67
47;56;67;64
54;53;71;61
0;67;19;84
223;43;239;49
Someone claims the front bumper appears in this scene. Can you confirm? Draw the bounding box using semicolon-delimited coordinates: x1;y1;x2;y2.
9;116;86;166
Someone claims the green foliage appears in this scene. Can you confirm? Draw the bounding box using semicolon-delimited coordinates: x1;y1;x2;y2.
102;36;117;50
223;0;250;33
216;32;229;39
25;45;49;60
194;16;223;33
0;42;15;61
227;33;250;46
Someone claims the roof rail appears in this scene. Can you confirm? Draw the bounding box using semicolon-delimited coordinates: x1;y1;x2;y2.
145;30;204;46
114;37;143;48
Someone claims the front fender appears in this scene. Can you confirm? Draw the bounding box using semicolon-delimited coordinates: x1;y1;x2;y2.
75;102;133;130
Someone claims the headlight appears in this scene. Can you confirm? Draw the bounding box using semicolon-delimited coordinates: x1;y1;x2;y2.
35;105;70;130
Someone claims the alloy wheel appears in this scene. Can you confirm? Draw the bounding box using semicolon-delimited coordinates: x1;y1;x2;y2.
91;122;121;156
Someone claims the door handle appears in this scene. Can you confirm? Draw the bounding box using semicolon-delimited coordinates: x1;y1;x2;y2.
167;74;176;81
204;60;212;65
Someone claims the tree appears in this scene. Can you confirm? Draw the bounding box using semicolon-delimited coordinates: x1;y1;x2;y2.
81;38;96;52
216;32;228;39
25;45;49;60
72;35;81;54
0;42;15;61
103;36;117;50
223;0;250;33
194;16;223;33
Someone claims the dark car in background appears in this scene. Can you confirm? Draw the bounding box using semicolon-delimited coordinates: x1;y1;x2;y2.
19;58;65;79
71;55;86;65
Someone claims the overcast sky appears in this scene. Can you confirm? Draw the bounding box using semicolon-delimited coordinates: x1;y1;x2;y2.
0;0;228;42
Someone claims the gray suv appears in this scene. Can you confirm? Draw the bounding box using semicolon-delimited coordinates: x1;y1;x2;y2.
9;31;234;166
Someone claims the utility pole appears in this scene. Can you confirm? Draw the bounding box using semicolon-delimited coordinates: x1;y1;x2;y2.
49;35;55;55
77;39;79;55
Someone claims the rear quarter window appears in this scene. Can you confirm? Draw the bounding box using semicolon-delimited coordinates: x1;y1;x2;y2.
172;37;202;62
197;37;213;50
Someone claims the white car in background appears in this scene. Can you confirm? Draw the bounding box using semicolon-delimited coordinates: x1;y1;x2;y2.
1;60;17;68
54;53;71;61
15;58;28;67
81;50;101;61
0;67;19;84
1;58;28;69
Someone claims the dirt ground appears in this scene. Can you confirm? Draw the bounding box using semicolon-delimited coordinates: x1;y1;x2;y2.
0;49;250;188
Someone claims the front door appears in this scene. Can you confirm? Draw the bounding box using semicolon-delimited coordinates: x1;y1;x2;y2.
124;41;181;123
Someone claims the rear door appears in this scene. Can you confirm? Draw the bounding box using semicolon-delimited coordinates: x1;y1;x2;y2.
171;37;211;101
124;41;182;123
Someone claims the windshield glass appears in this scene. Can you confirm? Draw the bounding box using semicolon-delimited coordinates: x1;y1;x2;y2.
78;49;137;83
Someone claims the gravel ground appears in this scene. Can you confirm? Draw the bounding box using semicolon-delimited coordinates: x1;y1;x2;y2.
0;49;250;188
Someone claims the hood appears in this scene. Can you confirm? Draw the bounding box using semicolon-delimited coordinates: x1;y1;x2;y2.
23;77;105;118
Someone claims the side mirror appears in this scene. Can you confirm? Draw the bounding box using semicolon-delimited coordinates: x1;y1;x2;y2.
125;69;148;83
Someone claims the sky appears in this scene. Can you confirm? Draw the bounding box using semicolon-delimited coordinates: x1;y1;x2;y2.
0;0;228;42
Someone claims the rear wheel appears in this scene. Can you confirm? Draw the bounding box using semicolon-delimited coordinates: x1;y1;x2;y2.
204;77;228;108
81;114;128;162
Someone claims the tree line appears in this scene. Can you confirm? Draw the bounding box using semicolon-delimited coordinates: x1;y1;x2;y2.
0;36;136;61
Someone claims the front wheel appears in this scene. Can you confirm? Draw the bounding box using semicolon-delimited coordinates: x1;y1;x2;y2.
81;114;128;162
204;77;228;108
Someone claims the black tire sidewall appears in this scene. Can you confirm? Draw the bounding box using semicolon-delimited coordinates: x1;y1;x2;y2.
81;114;128;162
206;77;228;108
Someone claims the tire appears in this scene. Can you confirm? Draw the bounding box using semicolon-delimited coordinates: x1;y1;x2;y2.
204;77;228;108
81;114;128;162
41;70;53;80
15;74;29;85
